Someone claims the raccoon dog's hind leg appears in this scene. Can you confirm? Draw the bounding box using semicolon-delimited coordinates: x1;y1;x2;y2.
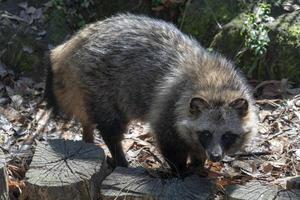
93;109;128;167
82;125;95;143
97;121;128;167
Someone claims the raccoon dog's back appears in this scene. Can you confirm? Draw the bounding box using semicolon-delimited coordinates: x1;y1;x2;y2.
46;14;257;173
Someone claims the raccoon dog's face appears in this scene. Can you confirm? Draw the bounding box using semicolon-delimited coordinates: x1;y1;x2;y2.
177;97;254;162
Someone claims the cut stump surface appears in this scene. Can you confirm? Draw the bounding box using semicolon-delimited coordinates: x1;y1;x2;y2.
22;139;109;200
226;181;300;200
101;167;216;200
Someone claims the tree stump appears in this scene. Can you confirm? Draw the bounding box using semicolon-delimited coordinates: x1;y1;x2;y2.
287;176;300;190
22;139;110;200
276;189;300;200
226;181;300;200
226;181;278;200
0;149;8;200
101;167;216;200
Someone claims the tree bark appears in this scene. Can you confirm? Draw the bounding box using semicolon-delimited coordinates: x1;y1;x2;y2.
21;139;110;200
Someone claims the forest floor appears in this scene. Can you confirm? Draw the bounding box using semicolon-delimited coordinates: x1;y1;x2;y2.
0;61;300;199
0;1;300;199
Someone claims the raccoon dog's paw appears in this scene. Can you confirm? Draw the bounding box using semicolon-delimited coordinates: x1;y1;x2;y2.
106;156;129;168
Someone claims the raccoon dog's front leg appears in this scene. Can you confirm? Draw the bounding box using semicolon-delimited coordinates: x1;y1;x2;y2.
188;151;208;176
156;130;189;177
190;153;206;169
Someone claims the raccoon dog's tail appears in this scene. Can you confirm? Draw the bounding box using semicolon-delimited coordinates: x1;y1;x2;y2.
43;52;58;115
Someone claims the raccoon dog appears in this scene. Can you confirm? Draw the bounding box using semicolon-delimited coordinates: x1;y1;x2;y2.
44;14;258;175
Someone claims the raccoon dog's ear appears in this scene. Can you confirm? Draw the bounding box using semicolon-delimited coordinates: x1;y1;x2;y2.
229;98;249;117
190;97;211;115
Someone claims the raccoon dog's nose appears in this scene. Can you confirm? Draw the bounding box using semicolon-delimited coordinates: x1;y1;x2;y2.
209;154;222;162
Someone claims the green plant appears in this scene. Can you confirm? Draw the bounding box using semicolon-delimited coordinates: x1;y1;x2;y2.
237;2;275;79
241;2;272;56
52;0;64;9
152;0;163;7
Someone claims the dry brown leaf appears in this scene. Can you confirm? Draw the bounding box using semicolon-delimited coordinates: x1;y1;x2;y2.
268;138;285;154
26;6;36;14
8;179;25;195
207;161;223;173
7;164;26;180
232;160;256;174
122;139;135;152
261;163;273;174
0;107;24;123
216;178;239;189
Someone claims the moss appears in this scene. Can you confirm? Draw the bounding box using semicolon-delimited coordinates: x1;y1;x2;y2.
210;10;300;82
210;16;244;58
268;44;300;80
46;9;71;45
271;11;300;47
18;53;40;72
2;37;44;75
268;10;300;81
181;0;240;47
287;25;300;40
275;25;300;47
0;19;46;79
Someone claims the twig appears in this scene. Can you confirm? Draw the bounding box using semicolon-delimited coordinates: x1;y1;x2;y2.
255;99;283;107
179;0;191;30
203;0;222;29
229;151;272;157
23;108;52;145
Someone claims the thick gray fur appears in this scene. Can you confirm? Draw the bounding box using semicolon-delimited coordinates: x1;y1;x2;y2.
47;14;258;176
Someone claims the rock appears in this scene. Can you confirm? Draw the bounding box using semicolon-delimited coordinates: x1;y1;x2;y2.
21;139;110;200
101;167;216;200
211;9;300;81
181;0;240;47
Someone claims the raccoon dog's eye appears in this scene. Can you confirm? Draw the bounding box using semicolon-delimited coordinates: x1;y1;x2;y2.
223;132;238;140
197;130;212;148
198;130;212;138
222;132;238;149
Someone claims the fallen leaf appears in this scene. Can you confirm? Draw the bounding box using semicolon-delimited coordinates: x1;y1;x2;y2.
43;1;53;9
261;163;273;174
10;95;23;108
19;10;32;24
0;107;24;123
32;8;42;20
22;46;33;54
17;2;28;9
232;160;255;174
268;138;285;154
26;6;36;14
37;30;46;36
122;139;135;152
294;149;300;161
